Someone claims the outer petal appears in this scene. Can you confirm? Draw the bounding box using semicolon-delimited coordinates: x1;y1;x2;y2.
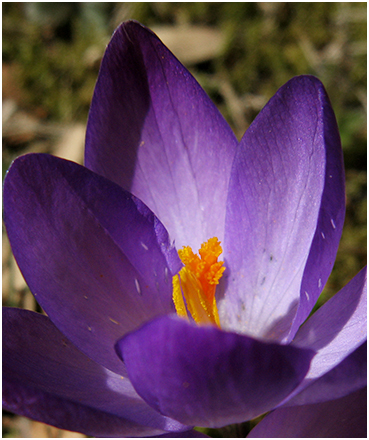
247;387;367;438
3;308;188;437
159;431;209;438
287;267;367;401
221;76;345;342
284;342;366;407
116;315;314;428
3;153;180;375
85;21;238;250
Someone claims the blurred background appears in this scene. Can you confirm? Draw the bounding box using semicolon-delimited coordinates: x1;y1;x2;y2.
2;2;367;438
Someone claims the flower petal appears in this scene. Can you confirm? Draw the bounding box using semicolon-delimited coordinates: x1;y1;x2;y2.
289;267;367;398
85;21;238;250
285;342;366;407
247;387;367;438
221;76;345;342
3;153;180;375
3;307;187;437
159;431;209;438
116;315;314;427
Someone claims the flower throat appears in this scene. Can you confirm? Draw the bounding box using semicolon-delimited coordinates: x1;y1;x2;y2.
172;237;225;327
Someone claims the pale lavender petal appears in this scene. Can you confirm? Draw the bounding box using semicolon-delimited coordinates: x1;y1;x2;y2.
288;267;367;399
221;76;345;342
248;387;367;438
3;308;188;437
116;315;314;427
3;153;180;375
85;21;238;250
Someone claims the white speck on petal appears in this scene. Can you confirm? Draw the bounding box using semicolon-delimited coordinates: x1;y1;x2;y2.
321;231;325;239
331;218;336;229
305;291;310;301
141;241;148;251
318;278;322;288
135;278;141;295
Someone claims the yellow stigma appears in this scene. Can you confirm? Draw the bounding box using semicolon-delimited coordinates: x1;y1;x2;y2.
172;237;225;327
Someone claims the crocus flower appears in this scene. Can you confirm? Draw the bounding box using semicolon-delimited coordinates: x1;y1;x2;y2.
3;21;366;438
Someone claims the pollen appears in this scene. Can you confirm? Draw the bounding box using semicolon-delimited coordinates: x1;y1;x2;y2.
172;237;225;327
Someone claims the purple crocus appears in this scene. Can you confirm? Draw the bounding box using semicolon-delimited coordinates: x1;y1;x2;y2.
3;21;366;438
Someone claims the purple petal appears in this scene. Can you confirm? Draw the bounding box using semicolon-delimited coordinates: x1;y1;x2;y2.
247;387;367;438
85;21;238;250
288;267;367;400
4;379;181;438
284;342;366;407
221;76;345;342
3;307;188;437
116;315;314;427
3;153;180;375
159;431;209;438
